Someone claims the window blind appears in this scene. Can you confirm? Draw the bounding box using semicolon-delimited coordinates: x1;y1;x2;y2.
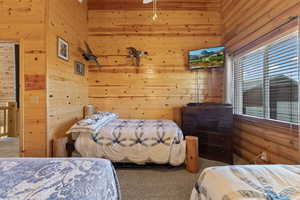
233;32;299;124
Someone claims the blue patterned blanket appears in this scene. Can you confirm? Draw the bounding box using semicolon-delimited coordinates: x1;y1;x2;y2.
0;158;121;200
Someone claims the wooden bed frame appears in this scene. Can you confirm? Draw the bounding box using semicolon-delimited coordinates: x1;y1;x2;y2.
54;105;199;173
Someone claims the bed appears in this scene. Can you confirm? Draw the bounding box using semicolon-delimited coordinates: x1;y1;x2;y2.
0;158;121;200
190;165;300;200
66;106;186;166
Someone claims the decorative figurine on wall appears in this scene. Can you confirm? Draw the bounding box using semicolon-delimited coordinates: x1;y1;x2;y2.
127;47;148;66
79;41;100;67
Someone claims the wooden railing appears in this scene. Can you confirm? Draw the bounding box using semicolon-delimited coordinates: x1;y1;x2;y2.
0;102;18;138
0;105;9;137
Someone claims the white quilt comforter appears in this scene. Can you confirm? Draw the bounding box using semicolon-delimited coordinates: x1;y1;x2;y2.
191;165;300;200
75;119;186;166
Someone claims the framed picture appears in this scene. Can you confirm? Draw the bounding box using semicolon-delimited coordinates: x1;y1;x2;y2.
74;61;85;76
57;37;69;61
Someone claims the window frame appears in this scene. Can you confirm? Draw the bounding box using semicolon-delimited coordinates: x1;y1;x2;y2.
233;31;299;125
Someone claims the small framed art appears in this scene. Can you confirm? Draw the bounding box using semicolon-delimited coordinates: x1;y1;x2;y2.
57;37;69;61
74;61;85;76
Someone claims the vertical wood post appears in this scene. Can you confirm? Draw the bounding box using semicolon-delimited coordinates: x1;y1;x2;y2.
8;102;17;137
84;104;96;118
3;109;7;136
186;136;199;173
53;137;68;157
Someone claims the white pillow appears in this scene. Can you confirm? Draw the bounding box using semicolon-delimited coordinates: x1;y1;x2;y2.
91;111;119;120
67;112;118;135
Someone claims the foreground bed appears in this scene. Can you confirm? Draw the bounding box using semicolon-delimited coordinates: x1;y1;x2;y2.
191;165;300;200
0;158;121;200
67;108;186;166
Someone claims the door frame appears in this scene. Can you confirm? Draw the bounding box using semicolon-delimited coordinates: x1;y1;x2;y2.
19;39;24;157
0;39;24;157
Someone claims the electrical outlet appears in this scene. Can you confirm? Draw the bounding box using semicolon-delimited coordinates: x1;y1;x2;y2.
260;152;268;161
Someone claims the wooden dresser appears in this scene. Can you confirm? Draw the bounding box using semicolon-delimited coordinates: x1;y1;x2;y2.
182;103;233;164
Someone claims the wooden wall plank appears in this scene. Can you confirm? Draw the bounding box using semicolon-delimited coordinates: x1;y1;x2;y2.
88;10;224;124
234;117;299;164
222;0;300;54
88;0;221;11
46;0;88;156
23;40;47;157
0;0;47;157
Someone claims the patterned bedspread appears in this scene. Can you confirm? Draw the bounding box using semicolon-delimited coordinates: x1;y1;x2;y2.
75;119;186;166
0;158;121;200
191;165;300;200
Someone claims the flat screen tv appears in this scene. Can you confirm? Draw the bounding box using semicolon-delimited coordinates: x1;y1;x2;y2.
188;46;225;70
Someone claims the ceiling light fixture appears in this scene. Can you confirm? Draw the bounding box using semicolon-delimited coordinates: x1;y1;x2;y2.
143;0;153;3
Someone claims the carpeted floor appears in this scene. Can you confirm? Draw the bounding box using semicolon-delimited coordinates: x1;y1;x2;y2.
116;157;246;200
0;137;19;157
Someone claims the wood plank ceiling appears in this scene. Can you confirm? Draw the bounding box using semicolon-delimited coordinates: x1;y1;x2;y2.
88;0;221;11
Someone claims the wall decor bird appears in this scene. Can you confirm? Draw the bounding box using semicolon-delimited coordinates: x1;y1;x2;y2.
79;41;100;67
127;47;148;66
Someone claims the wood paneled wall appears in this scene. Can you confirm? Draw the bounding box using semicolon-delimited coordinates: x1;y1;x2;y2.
88;10;224;124
88;0;221;10
0;0;47;156
234;116;299;164
0;0;88;157
221;0;300;163
46;0;88;156
221;0;300;53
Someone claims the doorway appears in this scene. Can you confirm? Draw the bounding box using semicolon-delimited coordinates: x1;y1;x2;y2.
0;42;20;157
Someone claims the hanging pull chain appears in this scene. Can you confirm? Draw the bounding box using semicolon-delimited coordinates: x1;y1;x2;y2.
152;0;158;21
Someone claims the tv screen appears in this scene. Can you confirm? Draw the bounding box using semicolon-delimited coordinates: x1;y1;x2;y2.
188;46;225;70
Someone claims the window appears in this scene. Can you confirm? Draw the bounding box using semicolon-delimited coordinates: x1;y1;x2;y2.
233;32;299;124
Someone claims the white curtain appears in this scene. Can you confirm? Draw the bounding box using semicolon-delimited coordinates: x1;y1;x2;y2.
224;53;233;104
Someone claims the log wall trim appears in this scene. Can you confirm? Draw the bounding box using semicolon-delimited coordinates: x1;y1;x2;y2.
229;17;298;56
234;115;298;136
221;0;300;54
234;115;299;164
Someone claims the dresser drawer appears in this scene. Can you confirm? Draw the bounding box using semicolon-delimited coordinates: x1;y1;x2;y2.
181;104;233;164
